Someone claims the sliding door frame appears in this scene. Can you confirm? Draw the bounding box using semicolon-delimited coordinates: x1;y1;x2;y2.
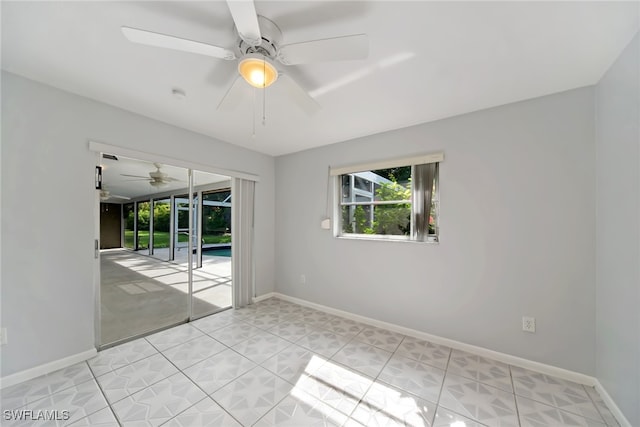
90;141;259;350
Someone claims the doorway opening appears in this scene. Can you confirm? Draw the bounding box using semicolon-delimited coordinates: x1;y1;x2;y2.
98;154;232;347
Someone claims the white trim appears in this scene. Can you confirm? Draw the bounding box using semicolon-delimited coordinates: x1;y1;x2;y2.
252;292;277;303
0;348;97;390
88;140;260;182
594;379;632;427
268;292;597;387
330;152;444;176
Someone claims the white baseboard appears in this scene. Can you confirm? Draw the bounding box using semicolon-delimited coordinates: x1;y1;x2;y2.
253;292;277;303
0;348;97;390
266;292;597;387
594;379;631;427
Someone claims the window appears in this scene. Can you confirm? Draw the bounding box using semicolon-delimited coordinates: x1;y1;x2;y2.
332;154;441;242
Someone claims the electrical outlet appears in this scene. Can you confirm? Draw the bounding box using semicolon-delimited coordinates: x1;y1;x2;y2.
522;316;536;333
300;274;306;285
0;328;7;345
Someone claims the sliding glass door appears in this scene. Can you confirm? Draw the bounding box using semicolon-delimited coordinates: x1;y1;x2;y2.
136;201;150;254
152;198;171;261
123;203;135;249
99;154;234;347
191;188;232;318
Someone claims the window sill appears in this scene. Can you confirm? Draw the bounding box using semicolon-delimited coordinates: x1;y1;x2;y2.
336;235;439;244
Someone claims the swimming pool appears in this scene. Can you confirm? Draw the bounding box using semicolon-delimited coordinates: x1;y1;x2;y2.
202;247;232;257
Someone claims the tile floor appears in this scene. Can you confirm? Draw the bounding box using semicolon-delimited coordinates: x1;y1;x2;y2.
1;297;620;426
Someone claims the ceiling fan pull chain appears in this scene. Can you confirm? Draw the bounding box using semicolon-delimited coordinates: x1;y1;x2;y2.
262;57;267;126
252;88;256;138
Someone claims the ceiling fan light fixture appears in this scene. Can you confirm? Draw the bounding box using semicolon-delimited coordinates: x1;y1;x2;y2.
238;54;278;88
149;180;168;188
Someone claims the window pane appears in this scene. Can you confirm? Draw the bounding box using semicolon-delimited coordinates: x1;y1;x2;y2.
354;176;371;192
341;175;351;203
370;166;411;202
136;201;150;250
341;205;373;234
202;190;232;245
372;203;411;235
204;190;231;203
123;203;135;249
341;203;410;236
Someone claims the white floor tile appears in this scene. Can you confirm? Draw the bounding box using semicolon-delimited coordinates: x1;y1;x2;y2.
161;335;227;369
511;366;602;421
447;349;512;392
378;354;445;403
210;321;262;347
163;397;242;427
243;312;291;329
395;337;451;370
88;338;158;377
294;359;374;417
261;345;327;384
296;330;351;358
211;366;294;426
1;362;94;411
266;320;317;342
67;407;120;426
516;395;606;427
583;386;620;426
4;379;109;427
183;348;256;394
95;353;178;404
255;393;348;426
111;372;205;426
438;372;519;427
350;380;437;427
331;340;393;378
354;326;405;352
145;324;204;352
231;330;293;364
191;311;237;334
432;406;487;427
322;317;368;338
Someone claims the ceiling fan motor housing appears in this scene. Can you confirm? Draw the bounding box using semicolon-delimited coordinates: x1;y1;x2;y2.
237;15;282;60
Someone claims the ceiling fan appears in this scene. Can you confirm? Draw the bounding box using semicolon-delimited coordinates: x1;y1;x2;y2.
100;189;130;202
121;0;369;114
121;163;181;188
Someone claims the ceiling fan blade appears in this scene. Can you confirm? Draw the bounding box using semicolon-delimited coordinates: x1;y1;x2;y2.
111;195;131;200
121;26;236;60
278;74;321;115
226;0;261;46
217;76;248;111
121;174;149;179
278;34;368;65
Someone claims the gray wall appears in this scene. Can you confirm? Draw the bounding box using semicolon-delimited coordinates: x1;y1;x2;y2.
275;87;596;374
0;72;275;377
595;32;639;425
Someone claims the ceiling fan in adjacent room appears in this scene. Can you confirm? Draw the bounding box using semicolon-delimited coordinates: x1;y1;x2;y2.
120;0;369;114
99;189;130;202
121;163;181;188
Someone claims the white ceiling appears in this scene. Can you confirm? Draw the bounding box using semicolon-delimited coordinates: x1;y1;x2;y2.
101;155;230;200
2;1;638;156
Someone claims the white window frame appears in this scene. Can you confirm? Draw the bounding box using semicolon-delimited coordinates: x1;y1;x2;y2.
331;152;443;243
